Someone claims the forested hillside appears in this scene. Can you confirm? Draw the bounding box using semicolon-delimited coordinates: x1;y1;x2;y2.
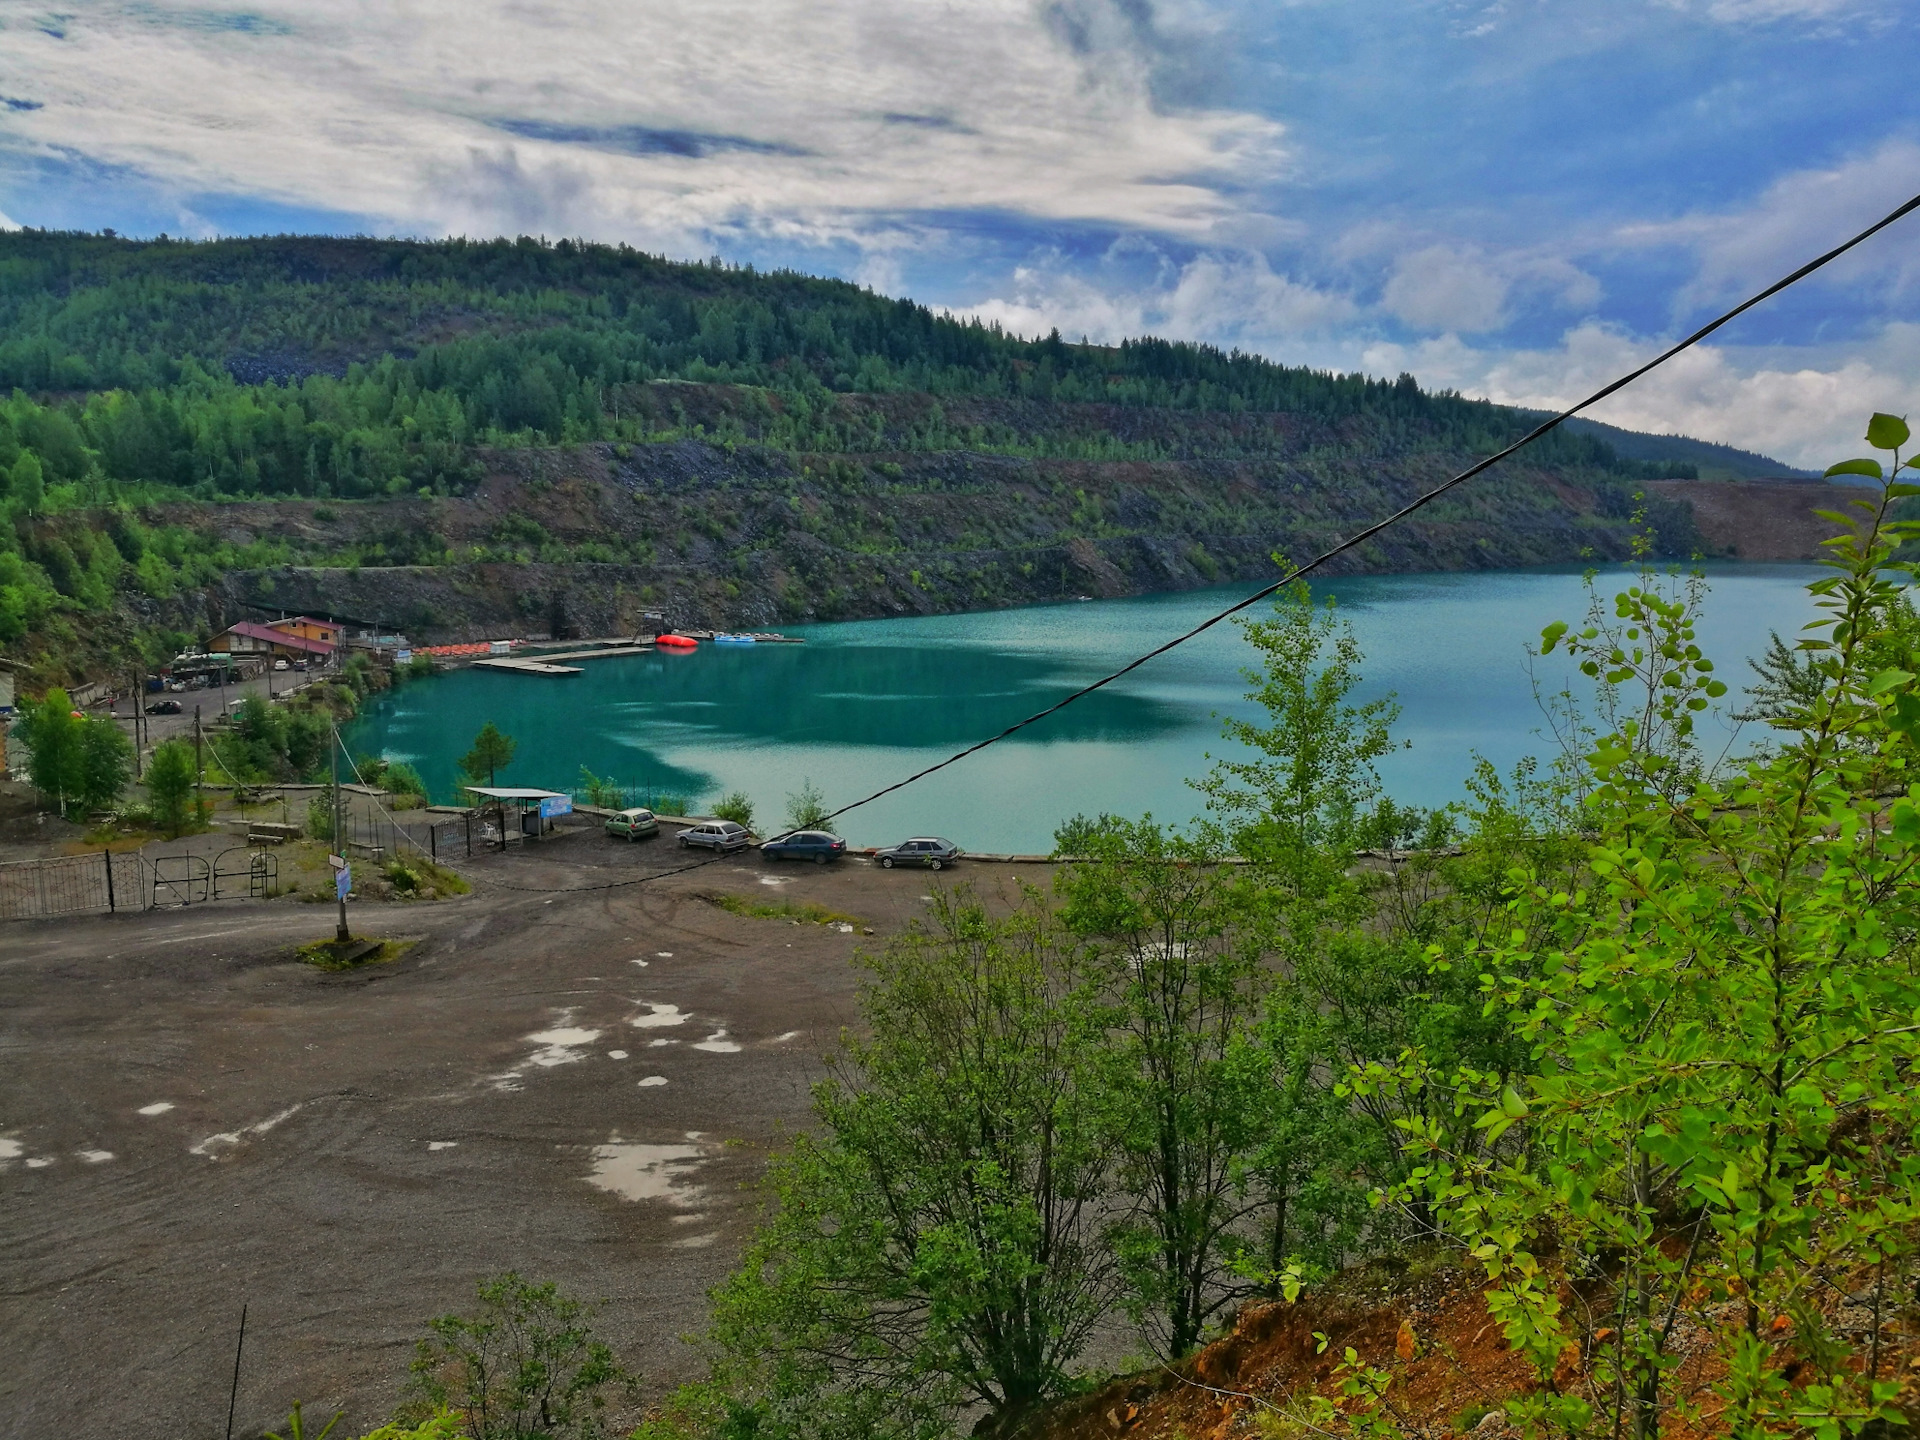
0;230;1792;688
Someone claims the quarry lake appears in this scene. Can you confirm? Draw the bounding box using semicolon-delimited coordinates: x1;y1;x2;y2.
347;563;1826;854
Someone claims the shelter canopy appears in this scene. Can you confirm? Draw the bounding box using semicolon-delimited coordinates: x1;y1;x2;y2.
464;787;569;800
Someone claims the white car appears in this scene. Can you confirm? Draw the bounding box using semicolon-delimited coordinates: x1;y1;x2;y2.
273;659;289;671
677;820;751;852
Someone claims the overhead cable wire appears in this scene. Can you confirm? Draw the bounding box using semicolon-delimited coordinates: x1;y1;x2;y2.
815;189;1920;829
371;188;1920;900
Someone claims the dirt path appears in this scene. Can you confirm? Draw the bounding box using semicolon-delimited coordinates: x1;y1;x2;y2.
0;833;1050;1438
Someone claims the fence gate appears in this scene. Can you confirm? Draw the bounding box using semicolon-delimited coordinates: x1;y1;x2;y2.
150;853;211;907
0;850;150;920
213;846;277;900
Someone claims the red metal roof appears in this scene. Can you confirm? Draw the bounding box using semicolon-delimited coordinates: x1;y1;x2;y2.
219;621;336;655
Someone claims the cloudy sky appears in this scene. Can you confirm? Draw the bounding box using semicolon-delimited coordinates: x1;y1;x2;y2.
0;0;1916;465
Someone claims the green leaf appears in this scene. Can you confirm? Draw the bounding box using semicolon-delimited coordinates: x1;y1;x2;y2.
1540;621;1568;653
1867;669;1916;696
1825;459;1885;480
1866;412;1910;450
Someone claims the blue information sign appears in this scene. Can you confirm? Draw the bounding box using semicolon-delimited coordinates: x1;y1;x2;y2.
539;795;573;818
335;865;351;900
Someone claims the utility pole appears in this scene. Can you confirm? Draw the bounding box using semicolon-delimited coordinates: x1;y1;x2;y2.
194;706;204;815
129;669;143;778
331;725;350;943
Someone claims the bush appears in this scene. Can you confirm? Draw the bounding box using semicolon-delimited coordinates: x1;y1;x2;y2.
712;790;754;831
784;777;830;831
145;738;200;836
307;786;339;843
653;794;688;817
406;1272;633;1440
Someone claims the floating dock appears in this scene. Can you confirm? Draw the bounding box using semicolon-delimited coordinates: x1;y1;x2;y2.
473;643;656;677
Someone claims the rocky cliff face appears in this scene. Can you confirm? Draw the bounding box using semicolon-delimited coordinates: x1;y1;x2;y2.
188;435;1701;643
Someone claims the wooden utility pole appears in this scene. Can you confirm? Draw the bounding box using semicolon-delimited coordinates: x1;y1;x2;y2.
331;725;350;943
193;706;204;815
129;669;144;778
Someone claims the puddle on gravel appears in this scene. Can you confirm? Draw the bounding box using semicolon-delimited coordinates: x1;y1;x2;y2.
191;1103;303;1159
526;1027;603;1066
758;875;789;888
493;1011;603;1090
629;1003;688;1029
585;1137;707;1205
648;1038;677;1047
137;1102;175;1116
655;951;673;958
428;1141;458;1151
768;1031;801;1044
672;1232;718;1248
608;1049;629;1060
0;1138;22;1163
693;1030;742;1054
629;958;649;968
25;1156;51;1169
638;1075;668;1087
77;1149;114;1164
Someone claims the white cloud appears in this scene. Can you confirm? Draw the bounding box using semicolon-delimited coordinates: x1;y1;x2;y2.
1655;0;1876;23
0;0;1287;248
1381;247;1513;333
1620;139;1920;314
957;245;1356;346
1362;321;1920;469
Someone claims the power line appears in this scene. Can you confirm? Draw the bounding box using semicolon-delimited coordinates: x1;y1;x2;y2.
816;189;1920;830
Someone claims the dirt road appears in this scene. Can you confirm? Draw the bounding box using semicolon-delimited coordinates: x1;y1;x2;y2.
0;832;1044;1438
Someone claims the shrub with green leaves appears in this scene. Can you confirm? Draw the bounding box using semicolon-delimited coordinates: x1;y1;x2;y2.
1378;414;1920;1440
711;790;754;831
784;777;830;831
710;889;1119;1436
407;1272;632;1440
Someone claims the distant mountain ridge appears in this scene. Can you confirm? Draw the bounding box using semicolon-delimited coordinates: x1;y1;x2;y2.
1545;415;1815;480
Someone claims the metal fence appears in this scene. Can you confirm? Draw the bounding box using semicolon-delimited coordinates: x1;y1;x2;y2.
0;850;149;920
0;845;281;921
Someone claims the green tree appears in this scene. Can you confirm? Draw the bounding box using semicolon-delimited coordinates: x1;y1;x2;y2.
408;1272;631;1440
1053;814;1275;1358
1384;416;1920;1440
15;687;131;816
459;721;517;787
9;450;43;512
710;888;1120;1436
144;738;198;836
1193;579;1401;898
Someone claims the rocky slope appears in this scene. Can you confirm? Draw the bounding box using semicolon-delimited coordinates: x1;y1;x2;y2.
171;431;1714;645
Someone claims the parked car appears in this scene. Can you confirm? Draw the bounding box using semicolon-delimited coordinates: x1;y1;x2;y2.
273;659;289;671
874;837;962;870
146;699;183;715
677;820;752;852
604;807;659;841
761;830;847;864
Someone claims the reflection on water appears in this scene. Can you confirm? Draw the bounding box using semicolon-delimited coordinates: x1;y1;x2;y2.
346;563;1826;852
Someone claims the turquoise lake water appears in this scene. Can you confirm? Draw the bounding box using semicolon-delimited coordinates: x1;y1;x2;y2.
345;563;1828;853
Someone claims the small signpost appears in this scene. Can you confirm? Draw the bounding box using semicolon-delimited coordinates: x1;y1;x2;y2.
331;852;351;942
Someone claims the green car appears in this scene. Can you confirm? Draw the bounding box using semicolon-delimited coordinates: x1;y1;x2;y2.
604;807;659;841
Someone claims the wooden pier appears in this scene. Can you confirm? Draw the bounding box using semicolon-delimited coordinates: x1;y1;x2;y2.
473;643;656;677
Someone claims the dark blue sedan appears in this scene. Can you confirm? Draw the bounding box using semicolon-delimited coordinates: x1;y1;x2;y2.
761;830;848;864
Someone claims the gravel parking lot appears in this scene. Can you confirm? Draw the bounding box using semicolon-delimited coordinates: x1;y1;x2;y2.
0;829;1050;1439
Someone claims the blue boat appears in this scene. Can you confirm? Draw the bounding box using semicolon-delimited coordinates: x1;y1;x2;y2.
713;633;757;645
